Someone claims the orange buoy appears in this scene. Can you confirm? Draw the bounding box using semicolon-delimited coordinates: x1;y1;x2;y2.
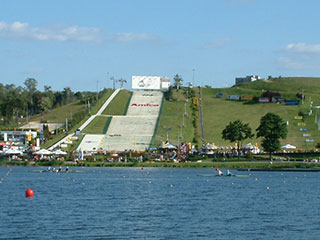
25;188;34;198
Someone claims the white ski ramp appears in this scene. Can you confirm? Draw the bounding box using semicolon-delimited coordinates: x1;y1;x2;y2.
104;91;163;151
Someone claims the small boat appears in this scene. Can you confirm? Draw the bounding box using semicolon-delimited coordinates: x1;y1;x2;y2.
30;169;85;173
197;174;249;177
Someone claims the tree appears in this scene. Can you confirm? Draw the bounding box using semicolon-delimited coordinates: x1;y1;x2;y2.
256;113;287;160
24;78;38;93
63;87;73;104
222;120;254;158
173;74;183;91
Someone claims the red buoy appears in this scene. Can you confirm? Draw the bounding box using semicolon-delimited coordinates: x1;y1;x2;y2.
25;189;34;198
141;167;144;170
6;165;9;168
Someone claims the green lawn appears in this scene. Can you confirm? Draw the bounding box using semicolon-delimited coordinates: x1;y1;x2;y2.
202;85;320;149
29;101;86;123
82;116;111;134
102;90;132;115
154;77;320;150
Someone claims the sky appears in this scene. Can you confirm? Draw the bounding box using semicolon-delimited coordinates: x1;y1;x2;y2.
1;0;320;92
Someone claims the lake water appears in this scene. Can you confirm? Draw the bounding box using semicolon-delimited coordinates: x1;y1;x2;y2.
0;167;319;239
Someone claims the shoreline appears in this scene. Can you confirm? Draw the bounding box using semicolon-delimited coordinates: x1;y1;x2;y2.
2;160;320;170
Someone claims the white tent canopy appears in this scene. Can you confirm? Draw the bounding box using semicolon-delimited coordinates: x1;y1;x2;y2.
53;149;67;155
4;149;23;155
160;142;177;149
33;149;53;155
281;144;297;149
243;143;255;149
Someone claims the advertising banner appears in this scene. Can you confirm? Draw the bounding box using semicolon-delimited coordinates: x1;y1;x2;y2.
228;95;240;100
258;97;270;103
132;76;161;90
286;100;299;105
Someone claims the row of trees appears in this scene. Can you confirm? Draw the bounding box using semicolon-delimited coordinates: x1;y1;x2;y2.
222;112;288;160
0;78;99;125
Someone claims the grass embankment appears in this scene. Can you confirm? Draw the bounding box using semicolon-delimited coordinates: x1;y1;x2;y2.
238;77;320;97
154;90;195;147
82;116;112;134
29;101;86;123
102;90;132;115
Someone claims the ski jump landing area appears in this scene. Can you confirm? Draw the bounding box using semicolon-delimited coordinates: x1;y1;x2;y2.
78;91;163;152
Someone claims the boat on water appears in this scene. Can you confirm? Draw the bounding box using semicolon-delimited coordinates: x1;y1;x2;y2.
31;167;85;173
197;168;249;177
197;174;249;177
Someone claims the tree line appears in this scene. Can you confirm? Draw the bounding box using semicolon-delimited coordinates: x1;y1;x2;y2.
0;78;101;125
222;112;287;160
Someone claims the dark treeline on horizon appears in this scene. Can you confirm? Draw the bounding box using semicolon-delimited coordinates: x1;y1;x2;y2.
0;78;106;125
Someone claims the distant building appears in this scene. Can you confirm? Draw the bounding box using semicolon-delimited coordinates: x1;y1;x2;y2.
235;75;261;85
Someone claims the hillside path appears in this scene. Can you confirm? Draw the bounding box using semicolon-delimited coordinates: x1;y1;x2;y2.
48;89;120;150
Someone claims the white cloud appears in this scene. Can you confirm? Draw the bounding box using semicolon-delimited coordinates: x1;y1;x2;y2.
22;68;44;74
0;21;103;42
277;57;307;70
283;43;320;54
108;33;160;42
276;43;320;70
0;21;164;45
202;38;233;49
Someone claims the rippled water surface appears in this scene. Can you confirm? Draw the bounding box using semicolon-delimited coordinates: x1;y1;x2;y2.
0;167;319;239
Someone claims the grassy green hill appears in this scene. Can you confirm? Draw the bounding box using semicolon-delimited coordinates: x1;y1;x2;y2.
154;77;320;149
201;87;319;149
28;89;114;123
82;116;112;134
206;77;320;149
29;101;86;123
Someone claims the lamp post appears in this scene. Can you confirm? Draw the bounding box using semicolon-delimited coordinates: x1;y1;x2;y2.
192;69;195;87
163;127;171;142
313;106;320;130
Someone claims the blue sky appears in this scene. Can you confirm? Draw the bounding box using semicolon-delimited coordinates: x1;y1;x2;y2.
1;0;320;91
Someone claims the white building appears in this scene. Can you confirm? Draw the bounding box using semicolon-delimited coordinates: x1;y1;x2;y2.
235;75;261;85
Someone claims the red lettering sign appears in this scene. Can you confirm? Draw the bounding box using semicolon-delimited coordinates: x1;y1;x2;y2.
131;103;159;107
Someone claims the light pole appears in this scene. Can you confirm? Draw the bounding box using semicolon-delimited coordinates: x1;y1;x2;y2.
192;69;195;87
107;72;109;89
163;126;171;142
313;106;320;129
110;76;116;90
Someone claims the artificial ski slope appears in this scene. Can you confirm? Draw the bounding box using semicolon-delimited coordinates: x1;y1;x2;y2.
78;91;163;152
